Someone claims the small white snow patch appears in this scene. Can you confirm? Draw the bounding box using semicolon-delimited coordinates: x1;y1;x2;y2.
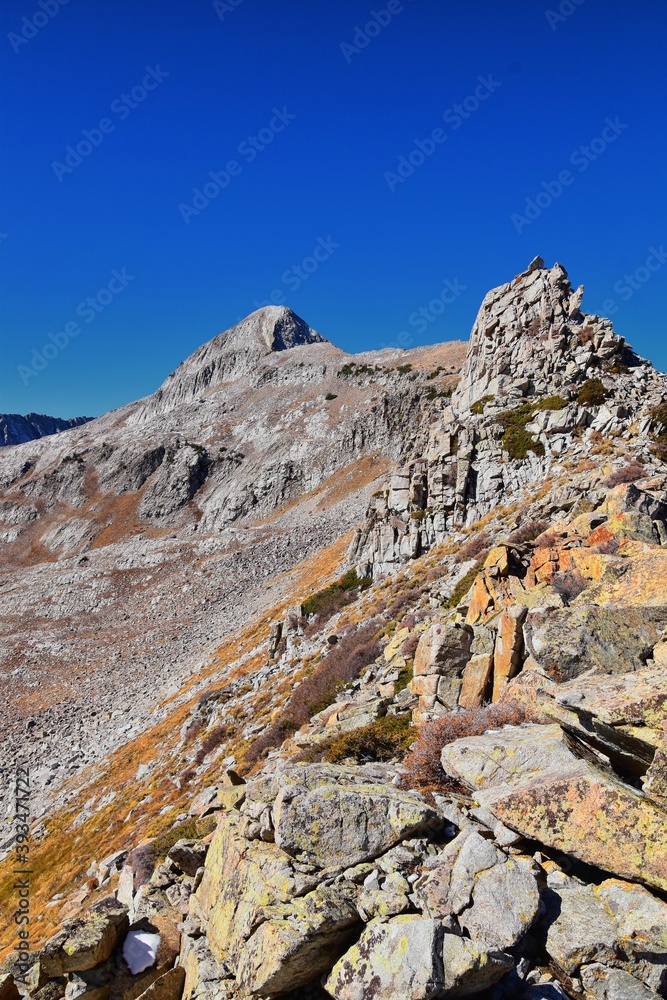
123;931;160;974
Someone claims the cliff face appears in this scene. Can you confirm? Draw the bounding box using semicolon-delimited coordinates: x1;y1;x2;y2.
1;264;667;1000
0;412;92;447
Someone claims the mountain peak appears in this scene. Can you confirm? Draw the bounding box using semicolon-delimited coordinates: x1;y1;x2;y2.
221;305;328;355
132;306;328;421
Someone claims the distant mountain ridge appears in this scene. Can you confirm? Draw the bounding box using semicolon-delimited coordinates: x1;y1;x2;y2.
0;412;93;447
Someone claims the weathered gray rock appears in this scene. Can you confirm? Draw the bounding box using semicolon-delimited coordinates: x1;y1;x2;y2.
40;899;129;976
235;884;359;996
441;724;667;891
324;916;445;999
524;604;667;680
441;934;513;997
273;766;441;868
544;870;667;992
166;840;208;877
459;855;541;951
580;964;662;999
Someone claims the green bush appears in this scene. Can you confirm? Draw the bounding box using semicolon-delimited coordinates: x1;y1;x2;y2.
443;564;480;609
532;394;568;411
471;394;495;416
577;378;609;407
497;403;545;460
394;662;414;694
302;569;372;618
324;714;413;764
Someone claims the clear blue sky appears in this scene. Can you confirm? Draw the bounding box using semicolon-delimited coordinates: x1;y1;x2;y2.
1;0;665;417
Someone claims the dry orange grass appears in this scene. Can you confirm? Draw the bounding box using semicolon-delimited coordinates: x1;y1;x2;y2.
0;532;356;958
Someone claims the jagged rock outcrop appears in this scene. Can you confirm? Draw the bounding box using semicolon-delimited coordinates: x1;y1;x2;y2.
350;258;666;577
0;412;92;447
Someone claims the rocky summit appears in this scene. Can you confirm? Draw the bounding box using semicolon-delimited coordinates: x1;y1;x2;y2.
1;261;666;1000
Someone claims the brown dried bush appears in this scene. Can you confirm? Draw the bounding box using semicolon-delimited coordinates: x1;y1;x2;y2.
603;459;645;488
507;519;549;545
194;724;231;765
551;569;587;604
386;588;423;617
454;532;492;564
400;632;420;659
592;536;620;555
244;621;383;767
402;702;531;794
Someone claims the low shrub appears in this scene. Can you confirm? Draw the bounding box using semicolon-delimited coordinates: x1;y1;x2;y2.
129;814;216;887
324;714;414;764
443;564;480;609
592;536;620;555
650;402;667;462
302;569;371;621
577;378;609;407
603;459;645;488
507;519;550;545
454;532;492;564
194;724;231;765
244;621;383;767
394;663;414;696
386;588;423;618
497;403;545;460
325;392;338;401
402;702;531;794
400;633;420;660
532;395;568;411
471;394;495;416
551;569;587;604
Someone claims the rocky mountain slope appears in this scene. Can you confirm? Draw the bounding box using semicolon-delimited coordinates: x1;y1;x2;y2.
0;413;92;447
1;262;666;1000
0;306;464;827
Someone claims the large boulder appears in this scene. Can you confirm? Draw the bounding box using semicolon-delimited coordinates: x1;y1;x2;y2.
40;900;129;976
195;812;316;968
324;916;444;1000
580;964;662;999
273;768;441;868
412;620;473;711
524;605;667;681
235;884;359;996
413;830;540;951
543;869;667;993
441;724;667;891
323;915;512;999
